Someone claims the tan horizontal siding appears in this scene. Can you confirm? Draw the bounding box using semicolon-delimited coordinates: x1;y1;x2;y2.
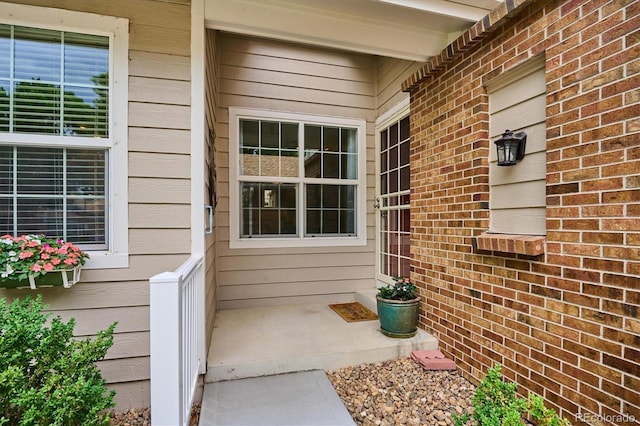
0;0;193;410
217;34;376;308
489;61;546;235
376;56;420;114
205;29;220;348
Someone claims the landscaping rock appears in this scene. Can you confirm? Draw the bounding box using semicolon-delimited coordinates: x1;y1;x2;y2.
328;358;475;426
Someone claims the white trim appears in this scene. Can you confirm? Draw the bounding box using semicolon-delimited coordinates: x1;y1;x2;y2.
190;0;207;376
376;95;410;129
229;107;367;249
204;0;469;61
0;2;129;269
374;99;410;285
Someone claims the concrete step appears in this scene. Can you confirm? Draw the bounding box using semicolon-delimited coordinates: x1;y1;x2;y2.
355;287;379;313
205;299;438;383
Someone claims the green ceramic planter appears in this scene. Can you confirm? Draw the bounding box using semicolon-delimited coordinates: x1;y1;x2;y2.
376;295;420;338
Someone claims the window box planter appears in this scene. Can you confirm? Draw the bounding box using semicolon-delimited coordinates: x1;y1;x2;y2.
1;234;89;290
0;265;82;290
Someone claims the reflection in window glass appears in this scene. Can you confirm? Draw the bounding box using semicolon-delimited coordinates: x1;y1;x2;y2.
306;184;356;236
237;116;360;240
239;119;299;178
0;25;109;137
241;182;297;237
379;114;410;279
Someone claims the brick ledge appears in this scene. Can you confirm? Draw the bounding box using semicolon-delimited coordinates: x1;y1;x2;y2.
474;233;545;256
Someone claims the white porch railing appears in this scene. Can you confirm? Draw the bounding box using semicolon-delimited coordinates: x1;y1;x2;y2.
150;255;205;426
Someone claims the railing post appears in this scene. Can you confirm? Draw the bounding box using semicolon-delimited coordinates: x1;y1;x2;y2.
150;271;183;426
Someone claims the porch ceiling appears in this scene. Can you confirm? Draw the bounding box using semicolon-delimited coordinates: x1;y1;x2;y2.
204;0;504;61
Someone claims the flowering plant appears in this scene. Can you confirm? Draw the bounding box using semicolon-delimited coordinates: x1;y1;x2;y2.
377;276;418;301
0;234;89;282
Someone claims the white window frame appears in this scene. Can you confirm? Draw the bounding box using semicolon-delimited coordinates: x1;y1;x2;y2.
229;107;367;249
374;96;410;286
0;2;129;269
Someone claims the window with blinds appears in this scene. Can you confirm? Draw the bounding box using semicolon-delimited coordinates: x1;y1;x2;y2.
0;23;110;249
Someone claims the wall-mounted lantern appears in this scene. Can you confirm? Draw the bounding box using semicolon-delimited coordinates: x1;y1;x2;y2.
494;129;527;166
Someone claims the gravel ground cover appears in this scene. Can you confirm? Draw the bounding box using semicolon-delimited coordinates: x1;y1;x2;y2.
327;358;476;426
110;357;474;426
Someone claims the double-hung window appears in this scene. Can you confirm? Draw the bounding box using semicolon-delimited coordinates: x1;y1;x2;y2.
0;3;128;268
229;108;367;248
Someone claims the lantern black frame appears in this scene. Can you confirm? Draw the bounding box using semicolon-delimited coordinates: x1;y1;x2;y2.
494;129;527;166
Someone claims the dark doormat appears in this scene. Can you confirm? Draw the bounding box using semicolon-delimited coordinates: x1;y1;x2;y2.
329;302;378;323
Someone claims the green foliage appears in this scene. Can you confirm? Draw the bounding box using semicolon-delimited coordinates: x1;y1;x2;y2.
377;276;417;300
0;296;116;425
453;364;570;426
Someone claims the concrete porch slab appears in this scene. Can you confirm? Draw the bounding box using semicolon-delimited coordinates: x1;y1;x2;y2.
199;370;355;426
205;298;438;383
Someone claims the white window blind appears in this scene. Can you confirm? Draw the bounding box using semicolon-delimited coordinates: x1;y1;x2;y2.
0;23;110;248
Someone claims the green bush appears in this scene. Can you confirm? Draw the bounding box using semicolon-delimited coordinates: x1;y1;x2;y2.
0;296;116;425
454;364;570;426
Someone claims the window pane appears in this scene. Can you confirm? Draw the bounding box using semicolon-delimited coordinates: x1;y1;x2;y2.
14;26;61;82
240;120;299;178
64;85;108;137
240;120;259;147
0;80;8;132
341;153;357;180
16;198;64;237
305;184;355;236
17;147;63;194
282;123;298;150
323;127;339;152
0;146;12;194
2;25;109;137
0;198;12;235
13;81;60;134
341;128;357;153
400;116;409;141
0;146;107;248
241;182;297;237
261;121;279;148
64;32;109;85
323;153;339;178
0;25;9;79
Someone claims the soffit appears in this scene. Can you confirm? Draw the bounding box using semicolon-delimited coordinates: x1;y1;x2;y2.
204;0;504;61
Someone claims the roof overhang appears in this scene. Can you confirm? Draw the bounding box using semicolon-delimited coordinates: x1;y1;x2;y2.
204;0;504;61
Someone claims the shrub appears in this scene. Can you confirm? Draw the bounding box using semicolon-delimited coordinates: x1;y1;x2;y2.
454;364;570;426
0;296;116;425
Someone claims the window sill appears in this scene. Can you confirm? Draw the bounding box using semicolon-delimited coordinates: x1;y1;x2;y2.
84;252;129;269
474;233;545;256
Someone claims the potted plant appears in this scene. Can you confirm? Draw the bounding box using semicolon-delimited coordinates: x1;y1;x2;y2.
376;276;420;338
0;234;89;290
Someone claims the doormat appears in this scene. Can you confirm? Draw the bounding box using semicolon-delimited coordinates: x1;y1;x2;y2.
329;302;378;323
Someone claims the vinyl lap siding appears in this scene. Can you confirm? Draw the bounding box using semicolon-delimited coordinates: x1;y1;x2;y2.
204;29;220;346
217;34;376;308
375;56;422;116
0;0;192;409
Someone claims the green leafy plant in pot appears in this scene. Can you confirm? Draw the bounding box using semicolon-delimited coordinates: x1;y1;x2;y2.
376;276;420;338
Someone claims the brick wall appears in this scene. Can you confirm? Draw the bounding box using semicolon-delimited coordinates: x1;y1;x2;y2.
405;0;640;423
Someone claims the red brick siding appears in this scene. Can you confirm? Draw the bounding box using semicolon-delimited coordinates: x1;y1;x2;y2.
407;0;640;423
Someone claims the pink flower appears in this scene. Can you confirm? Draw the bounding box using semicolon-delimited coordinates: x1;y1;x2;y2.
30;264;42;272
64;258;77;265
41;253;50;260
51;258;61;266
19;251;34;259
43;263;55;272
